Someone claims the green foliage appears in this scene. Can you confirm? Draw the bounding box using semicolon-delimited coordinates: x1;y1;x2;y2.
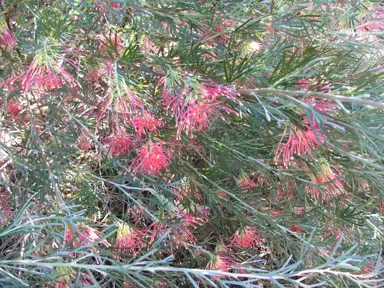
0;0;384;287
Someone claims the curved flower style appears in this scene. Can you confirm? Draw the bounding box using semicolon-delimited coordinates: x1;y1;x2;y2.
5;100;21;116
0;16;17;52
274;126;324;168
306;160;348;202
131;141;172;175
104;129;132;157
162;77;237;137
114;223;144;257
65;223;110;248
8;48;77;92
230;226;263;248
131;112;163;140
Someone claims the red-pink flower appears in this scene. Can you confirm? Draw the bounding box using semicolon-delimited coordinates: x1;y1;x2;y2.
161;78;237;137
294;207;305;215
10;60;75;92
360;8;384;32
78;130;93;151
230;227;263;248
146;219;197;249
98;33;123;55
267;209;284;218
131;112;163;140
306;161;347;201
238;176;257;192
131;142;172;175
114;223;144;257
289;225;302;233
104;129;132;157
207;254;232;271
5;100;21;116
178;211;206;229
274;126;324;168
65;224;110;248
0;17;17;52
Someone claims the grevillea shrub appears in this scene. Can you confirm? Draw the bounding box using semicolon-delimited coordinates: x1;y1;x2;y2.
1;1;384;287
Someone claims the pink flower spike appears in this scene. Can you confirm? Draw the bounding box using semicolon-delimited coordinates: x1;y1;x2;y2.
274;126;324;168
65;224;110;248
230;227;263;248
16;61;75;92
306;162;347;202
104;129;132;157
5;100;21;116
206;254;233;271
131;142;172;175
161;77;238;138
131;112;163;140
0;17;17;52
114;223;144;257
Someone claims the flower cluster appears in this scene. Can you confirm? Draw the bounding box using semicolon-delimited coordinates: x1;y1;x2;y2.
274;126;323;168
104;129;132;157
162;78;237;137
114;223;144;257
1;2;383;287
65;223;110;249
131;142;172;175
230;226;263;248
0;16;17;52
7;47;77;92
131;112;163;140
306;160;348;202
5;100;21;116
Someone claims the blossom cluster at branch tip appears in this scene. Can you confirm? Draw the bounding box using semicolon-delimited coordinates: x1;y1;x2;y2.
8;59;76;92
306;160;347;202
274;126;323;168
65;223;110;248
5;100;21;116
104;129;132;157
114;223;144;257
131;112;163;140
162;77;238;137
131;141;172;175
0;16;17;52
230;226;263;248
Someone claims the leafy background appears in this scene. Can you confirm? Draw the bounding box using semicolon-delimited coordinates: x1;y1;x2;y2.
0;0;384;287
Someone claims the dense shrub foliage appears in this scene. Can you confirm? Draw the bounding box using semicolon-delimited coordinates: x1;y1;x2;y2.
1;0;384;287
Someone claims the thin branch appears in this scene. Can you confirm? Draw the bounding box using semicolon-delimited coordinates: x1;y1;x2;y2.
238;88;384;109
